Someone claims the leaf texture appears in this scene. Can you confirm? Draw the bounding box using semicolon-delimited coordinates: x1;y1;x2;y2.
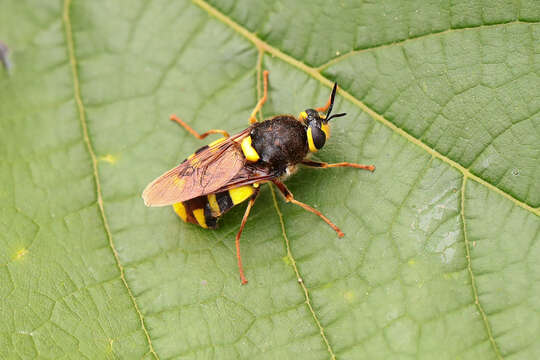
1;0;539;359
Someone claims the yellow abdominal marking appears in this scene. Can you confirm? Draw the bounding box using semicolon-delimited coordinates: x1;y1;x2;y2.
173;202;188;221
307;127;318;152
229;185;255;204
192;208;207;228
207;193;220;214
241;136;260;162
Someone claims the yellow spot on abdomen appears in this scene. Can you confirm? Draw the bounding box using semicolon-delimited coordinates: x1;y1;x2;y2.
14;248;28;260
173;202;188;221
192;208;207;228
229;185;255;205
207;193;220;215
241;136;260;162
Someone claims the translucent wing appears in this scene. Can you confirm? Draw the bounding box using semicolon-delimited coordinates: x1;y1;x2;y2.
142;130;249;207
212;164;278;193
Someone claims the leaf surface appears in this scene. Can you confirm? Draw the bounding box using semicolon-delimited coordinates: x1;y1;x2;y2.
1;0;539;359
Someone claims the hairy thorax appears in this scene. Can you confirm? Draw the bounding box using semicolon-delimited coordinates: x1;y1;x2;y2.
250;116;308;174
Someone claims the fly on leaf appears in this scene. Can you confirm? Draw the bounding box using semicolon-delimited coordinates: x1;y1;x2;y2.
142;71;375;284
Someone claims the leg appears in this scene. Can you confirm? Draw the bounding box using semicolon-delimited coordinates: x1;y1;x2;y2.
272;179;344;237
235;189;260;285
302;160;375;172
249;70;269;124
170;114;229;139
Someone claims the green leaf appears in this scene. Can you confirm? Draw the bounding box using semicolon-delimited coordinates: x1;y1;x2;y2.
1;0;539;359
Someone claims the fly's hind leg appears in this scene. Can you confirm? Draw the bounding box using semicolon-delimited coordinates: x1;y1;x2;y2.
272;179;345;237
235;188;260;285
170;114;230;139
249;70;269;124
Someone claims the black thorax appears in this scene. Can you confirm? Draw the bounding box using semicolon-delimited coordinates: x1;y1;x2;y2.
250;116;308;174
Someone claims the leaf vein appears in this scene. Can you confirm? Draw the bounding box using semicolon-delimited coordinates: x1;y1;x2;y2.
62;1;158;358
461;176;503;359
192;0;539;216
269;185;336;360
317;20;539;71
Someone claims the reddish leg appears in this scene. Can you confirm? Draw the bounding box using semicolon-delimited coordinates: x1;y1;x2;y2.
170;114;229;139
249;70;269;124
235;189;260;285
272;179;344;237
301;160;375;172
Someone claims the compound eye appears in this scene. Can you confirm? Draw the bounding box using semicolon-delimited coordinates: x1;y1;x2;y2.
308;125;326;152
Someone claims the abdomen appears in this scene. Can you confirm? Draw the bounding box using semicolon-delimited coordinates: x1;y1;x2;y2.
172;185;256;228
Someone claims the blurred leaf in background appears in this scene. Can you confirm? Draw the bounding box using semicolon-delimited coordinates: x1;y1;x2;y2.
0;0;539;359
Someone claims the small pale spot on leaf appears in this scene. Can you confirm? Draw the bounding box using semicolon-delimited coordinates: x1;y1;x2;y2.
282;256;291;265
99;154;118;164
14;248;28;260
343;291;355;302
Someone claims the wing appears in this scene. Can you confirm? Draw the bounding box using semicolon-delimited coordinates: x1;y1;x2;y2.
142;129;250;207
212;163;278;193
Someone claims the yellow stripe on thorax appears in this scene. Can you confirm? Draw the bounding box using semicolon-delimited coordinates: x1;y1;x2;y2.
229;185;255;204
241;136;260;162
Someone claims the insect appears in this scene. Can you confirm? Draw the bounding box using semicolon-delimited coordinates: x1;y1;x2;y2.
142;71;375;284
